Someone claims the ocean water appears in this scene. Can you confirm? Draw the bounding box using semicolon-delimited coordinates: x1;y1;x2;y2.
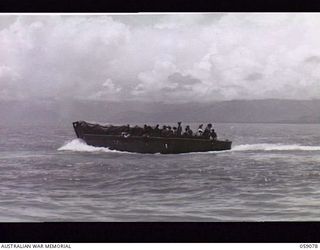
1;122;320;221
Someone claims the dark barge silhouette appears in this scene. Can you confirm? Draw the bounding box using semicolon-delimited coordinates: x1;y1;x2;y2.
72;121;232;154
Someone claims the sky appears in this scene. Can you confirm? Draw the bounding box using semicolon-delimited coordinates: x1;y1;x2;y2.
1;13;320;103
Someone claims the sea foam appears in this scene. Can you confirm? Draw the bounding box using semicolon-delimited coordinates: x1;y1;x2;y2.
58;139;125;153
232;143;320;151
58;139;320;154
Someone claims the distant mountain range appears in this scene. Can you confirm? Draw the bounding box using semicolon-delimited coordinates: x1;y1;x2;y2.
1;99;320;125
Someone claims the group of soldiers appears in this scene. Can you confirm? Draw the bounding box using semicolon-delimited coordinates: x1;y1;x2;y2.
117;122;218;140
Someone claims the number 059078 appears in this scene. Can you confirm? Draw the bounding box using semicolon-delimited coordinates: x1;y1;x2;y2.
300;244;318;248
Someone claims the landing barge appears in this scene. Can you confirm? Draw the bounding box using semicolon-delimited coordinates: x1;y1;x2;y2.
72;121;232;154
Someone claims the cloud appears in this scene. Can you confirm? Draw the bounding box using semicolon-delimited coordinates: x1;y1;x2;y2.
168;72;201;86
1;14;320;103
244;73;263;81
305;55;320;64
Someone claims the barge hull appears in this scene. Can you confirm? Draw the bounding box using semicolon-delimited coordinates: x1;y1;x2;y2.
73;121;232;154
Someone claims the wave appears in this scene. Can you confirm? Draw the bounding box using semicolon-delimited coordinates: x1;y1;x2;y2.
58;139;128;153
232;143;320;151
58;140;320;155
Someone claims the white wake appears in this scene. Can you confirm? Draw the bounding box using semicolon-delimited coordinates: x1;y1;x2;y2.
58;139;125;153
58;140;320;154
232;143;320;151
